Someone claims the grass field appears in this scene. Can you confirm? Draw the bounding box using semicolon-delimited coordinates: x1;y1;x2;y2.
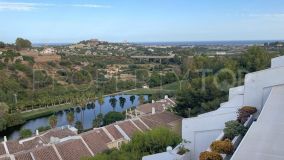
125;80;188;95
21;104;72;121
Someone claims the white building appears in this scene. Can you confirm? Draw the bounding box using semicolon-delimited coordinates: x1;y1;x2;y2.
143;55;284;160
41;47;57;55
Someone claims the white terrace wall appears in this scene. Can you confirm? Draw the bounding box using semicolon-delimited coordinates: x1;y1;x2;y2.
271;56;284;68
228;86;244;100
243;66;284;114
182;112;237;160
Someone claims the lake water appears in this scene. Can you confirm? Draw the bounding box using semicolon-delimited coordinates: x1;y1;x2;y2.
0;95;148;140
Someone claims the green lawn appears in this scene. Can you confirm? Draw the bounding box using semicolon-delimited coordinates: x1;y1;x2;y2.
21;104;72;121
125;81;187;95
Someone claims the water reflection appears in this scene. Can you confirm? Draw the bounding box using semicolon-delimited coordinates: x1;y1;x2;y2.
0;95;148;140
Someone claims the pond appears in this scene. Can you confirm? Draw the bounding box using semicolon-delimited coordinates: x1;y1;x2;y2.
0;95;148;140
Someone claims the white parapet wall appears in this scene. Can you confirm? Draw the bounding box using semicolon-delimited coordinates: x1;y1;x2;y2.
243;66;284;114
271;56;284;68
228;86;244;100
182;112;238;160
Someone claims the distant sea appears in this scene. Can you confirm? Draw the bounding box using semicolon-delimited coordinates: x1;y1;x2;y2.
135;40;284;46
33;40;283;47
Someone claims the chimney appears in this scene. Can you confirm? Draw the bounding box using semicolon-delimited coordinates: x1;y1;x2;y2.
152;100;155;103
164;95;169;99
152;107;156;114
4;136;7;142
36;130;39;136
135;109;137;117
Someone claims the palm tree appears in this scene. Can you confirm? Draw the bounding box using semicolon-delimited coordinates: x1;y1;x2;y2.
78;97;86;122
109;97;117;111
98;94;105;114
130;95;136;105
139;95;145;105
66;112;75;125
48;115;58;128
119;97;126;109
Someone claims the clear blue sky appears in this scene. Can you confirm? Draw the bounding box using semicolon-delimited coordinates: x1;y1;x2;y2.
0;0;283;43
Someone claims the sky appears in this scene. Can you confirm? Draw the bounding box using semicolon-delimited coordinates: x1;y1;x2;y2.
0;0;284;43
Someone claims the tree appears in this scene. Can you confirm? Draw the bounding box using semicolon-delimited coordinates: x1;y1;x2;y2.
0;118;7;132
98;94;105;114
66;112;75;125
148;72;161;87
241;46;271;72
88;128;181;160
138;95;145;105
130;95;135;105
48;115;58;128
20;129;32;139
119;97;126;109
15;38;32;49
0;41;5;48
103;112;125;125
93;113;103;128
75;121;83;133
109;97;117;111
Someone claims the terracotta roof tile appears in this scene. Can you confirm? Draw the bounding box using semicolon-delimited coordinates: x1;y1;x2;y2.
140;117;162;129
132;120;149;131
81;129;110;154
137;99;175;114
6;141;24;154
32;146;60;160
117;121;141;138
105;125;123;140
0;143;6;155
40;128;76;143
22;137;45;150
55;139;92;160
0;157;10;160
145;112;181;124
14;152;33;160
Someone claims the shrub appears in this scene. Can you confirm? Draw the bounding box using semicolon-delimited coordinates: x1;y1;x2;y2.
210;139;234;154
177;145;190;155
20;129;32;139
224;120;247;140
75;121;83;133
37;126;51;132
237;106;257;124
103;112;125;125
199;151;223;160
240;106;257;114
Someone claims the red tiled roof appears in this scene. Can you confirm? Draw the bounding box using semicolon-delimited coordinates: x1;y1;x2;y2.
140;117;162;129
81;129;111;154
6;141;24;154
144;112;181;124
55;139;92;160
105;125;123;140
0;143;6;155
0;157;10;160
137;99;175;114
22;137;44;150
117;121;141;138
132;120;149;131
14;152;33;160
40;128;76;143
32;146;60;160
